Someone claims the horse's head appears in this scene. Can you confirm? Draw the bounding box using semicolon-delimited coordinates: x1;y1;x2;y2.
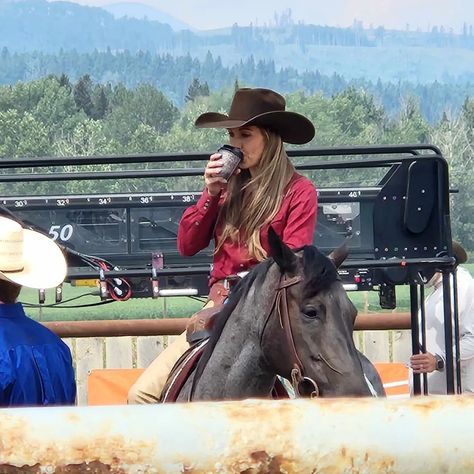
187;227;373;401
261;227;372;397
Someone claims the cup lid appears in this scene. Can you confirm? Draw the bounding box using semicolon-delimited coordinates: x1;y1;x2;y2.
219;145;243;159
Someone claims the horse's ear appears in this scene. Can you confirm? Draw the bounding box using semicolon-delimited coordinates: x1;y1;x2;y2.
268;226;298;274
328;243;349;268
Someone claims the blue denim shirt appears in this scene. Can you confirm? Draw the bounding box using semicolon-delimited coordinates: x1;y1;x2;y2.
0;303;76;406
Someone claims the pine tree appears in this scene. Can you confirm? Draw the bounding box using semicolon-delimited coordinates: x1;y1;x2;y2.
93;86;109;120
73;75;94;117
58;73;71;91
185;78;210;102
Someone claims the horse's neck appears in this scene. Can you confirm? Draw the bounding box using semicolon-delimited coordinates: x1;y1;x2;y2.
193;270;279;400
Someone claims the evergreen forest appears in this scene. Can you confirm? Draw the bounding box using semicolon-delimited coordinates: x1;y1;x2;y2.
1;48;473;122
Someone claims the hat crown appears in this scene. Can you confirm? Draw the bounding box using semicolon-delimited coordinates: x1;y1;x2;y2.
0;217;24;272
228;88;286;121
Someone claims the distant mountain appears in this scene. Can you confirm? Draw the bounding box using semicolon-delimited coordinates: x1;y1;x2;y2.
102;2;192;31
0;0;177;52
0;0;473;85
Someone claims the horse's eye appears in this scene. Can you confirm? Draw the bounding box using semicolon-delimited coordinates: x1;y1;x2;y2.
303;306;319;319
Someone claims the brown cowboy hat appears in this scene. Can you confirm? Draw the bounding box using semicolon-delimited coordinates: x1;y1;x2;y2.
453;240;468;264
195;88;315;145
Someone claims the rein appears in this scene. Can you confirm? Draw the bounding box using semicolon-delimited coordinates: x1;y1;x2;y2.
267;274;320;398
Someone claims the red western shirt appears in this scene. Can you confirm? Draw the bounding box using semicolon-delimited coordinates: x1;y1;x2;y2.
177;173;317;287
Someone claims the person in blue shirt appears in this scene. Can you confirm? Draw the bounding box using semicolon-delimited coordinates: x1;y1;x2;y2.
0;215;76;406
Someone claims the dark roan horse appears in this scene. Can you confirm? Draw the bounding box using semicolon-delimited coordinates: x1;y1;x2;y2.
171;228;384;401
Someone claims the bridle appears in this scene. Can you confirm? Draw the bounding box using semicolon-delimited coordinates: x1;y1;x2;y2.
262;274;320;398
189;269;344;401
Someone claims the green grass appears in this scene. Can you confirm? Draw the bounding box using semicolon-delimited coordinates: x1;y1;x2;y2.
19;264;474;322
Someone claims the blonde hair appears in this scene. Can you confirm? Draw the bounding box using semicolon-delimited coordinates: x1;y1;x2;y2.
215;129;294;261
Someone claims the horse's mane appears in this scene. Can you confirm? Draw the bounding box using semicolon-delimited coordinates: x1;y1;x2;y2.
191;245;340;394
191;258;273;389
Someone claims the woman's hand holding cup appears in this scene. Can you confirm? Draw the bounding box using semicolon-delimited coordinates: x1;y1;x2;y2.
205;153;227;196
205;148;242;196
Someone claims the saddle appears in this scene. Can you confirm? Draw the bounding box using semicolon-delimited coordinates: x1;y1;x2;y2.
185;280;229;344
160;339;209;402
186;304;223;344
159;281;228;402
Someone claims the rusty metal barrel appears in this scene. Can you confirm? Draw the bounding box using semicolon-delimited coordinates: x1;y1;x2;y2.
0;397;473;473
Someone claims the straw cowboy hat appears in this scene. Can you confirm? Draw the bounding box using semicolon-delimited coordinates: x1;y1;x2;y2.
453;240;468;264
195;87;315;144
0;216;67;289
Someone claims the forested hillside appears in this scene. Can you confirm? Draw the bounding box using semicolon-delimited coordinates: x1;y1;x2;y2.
0;75;472;250
0;48;472;122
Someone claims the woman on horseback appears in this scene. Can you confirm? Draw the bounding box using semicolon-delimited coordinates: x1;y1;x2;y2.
128;87;317;403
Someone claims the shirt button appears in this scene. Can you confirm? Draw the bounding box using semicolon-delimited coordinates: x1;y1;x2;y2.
194;221;200;226
239;264;244;268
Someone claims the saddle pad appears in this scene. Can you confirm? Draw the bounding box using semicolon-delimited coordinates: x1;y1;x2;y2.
161;339;208;402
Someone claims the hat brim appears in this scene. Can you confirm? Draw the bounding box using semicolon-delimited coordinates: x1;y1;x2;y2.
453;241;468;264
195;110;315;145
0;229;67;289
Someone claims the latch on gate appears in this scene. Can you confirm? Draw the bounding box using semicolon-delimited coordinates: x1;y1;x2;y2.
99;268;109;300
151;252;164;299
55;283;63;303
38;288;46;305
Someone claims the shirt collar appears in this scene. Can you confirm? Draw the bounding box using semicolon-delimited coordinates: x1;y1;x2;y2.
0;302;27;319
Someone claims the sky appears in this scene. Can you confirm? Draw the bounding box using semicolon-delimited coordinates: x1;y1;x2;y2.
56;0;474;31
